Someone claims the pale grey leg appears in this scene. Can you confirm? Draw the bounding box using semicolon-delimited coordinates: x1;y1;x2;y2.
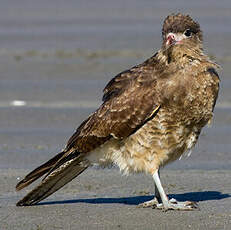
154;170;161;203
138;169;160;208
152;170;199;211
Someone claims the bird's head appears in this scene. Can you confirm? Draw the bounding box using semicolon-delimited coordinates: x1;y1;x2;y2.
162;13;203;51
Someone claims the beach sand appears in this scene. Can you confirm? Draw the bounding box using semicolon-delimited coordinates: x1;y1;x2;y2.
1;169;231;230
0;0;231;229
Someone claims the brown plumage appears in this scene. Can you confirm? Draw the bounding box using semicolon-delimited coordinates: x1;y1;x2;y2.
16;13;220;210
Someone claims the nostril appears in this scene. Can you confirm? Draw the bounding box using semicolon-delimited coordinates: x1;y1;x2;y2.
167;34;175;41
166;33;176;45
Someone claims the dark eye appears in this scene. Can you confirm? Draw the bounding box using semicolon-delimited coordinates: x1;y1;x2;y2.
184;29;192;37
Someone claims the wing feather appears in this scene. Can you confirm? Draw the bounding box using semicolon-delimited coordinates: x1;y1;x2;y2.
65;55;161;153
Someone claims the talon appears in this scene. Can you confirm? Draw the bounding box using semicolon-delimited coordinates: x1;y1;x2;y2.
155;200;199;211
138;198;159;208
185;201;199;210
169;198;177;204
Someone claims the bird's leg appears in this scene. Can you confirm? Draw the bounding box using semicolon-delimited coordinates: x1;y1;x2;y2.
152;170;199;211
138;170;161;208
155;170;162;203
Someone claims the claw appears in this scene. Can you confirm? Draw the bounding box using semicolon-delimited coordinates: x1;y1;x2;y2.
155;200;199;211
138;197;159;208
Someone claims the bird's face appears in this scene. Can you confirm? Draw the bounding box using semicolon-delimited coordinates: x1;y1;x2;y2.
162;13;203;50
165;29;197;47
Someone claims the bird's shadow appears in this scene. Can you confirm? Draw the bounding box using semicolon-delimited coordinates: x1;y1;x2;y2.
38;191;230;206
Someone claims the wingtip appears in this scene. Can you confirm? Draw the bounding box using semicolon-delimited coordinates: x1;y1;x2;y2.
16;195;38;207
16;200;35;207
16;197;30;206
16;200;26;207
15;183;22;192
15;179;27;191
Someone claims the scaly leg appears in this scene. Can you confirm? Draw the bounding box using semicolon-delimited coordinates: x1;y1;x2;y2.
138;170;161;208
152;170;199;211
154;170;161;203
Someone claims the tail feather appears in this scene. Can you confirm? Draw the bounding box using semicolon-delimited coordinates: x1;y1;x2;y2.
16;151;66;191
16;157;89;206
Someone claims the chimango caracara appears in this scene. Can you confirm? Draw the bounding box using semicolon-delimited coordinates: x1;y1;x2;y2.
16;13;220;211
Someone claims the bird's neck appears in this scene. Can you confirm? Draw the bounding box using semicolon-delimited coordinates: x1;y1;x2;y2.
157;43;205;67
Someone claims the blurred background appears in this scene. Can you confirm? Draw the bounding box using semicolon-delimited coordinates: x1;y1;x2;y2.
0;0;230;170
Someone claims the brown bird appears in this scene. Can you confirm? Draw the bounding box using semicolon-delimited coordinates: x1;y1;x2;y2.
16;13;220;211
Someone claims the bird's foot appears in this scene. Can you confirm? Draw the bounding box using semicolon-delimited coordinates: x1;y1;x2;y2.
155;198;199;211
138;197;159;208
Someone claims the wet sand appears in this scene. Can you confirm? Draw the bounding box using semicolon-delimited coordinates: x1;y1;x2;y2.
0;0;231;229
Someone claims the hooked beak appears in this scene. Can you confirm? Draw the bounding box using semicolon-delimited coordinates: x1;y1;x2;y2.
166;33;183;46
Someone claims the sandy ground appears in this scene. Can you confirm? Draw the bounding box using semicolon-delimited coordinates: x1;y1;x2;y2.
0;0;231;229
0;168;231;230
